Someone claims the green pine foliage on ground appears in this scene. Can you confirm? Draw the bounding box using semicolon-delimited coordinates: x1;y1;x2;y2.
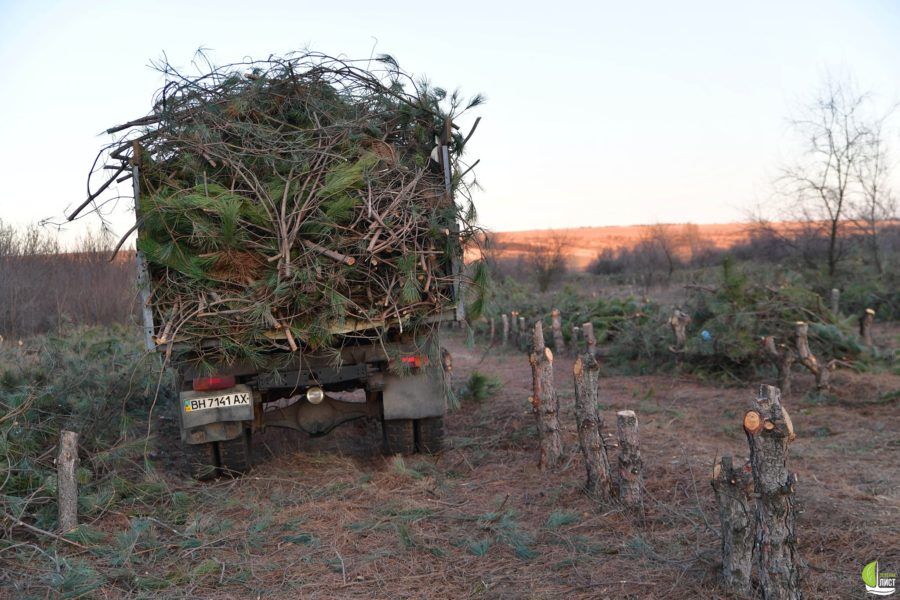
483;258;891;383
0;327;172;532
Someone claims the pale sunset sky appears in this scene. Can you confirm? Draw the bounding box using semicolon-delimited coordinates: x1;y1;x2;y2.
0;0;898;245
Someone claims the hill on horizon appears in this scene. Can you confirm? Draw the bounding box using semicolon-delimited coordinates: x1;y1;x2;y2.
485;222;802;269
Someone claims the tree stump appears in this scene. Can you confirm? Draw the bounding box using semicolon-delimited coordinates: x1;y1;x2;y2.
501;313;509;347
489;317;496;346
615;410;642;507
57;430;80;532
571;325;581;354
529;322;562;470
668;309;691;353
573;353;613;499
582;322;597;358
518;317;527;351
743;385;801;600
795;321;835;391
551;309;566;357
711;455;755;595
762;335;795;397
859;308;874;347
829;288;840;314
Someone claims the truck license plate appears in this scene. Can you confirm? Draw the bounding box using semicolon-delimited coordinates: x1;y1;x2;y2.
183;391;251;413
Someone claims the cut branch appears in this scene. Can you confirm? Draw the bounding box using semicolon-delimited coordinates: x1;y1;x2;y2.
795;321;836;390
302;240;356;266
668;308;691;353
68;164;128;221
762;335;795;397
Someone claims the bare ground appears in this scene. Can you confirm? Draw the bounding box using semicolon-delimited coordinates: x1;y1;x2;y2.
140;332;900;597
5;330;897;599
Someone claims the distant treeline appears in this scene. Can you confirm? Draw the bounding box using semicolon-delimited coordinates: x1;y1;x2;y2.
588;222;900;276
587;221;900;319
4;218;900;339
0;222;137;338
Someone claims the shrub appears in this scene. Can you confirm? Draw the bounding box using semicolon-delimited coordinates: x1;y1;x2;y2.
459;371;502;403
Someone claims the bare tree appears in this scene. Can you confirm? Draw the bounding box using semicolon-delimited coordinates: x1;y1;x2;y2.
852;118;897;274
524;232;568;292
680;223;716;266
779;76;889;279
629;224;682;288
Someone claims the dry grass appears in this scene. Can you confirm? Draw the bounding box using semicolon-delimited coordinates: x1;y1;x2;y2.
0;222;137;338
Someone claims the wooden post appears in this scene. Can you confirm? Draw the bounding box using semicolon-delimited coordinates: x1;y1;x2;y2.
510;311;519;348
582;322;597;357
57;430;79;532
859;308;874;347
529;322;562;470
571;325;580;354
668;309;691;353
743;385;801;600
795;321;835;390
762;335;795;397
615;410;642;507
501;313;509;347
711;456;754;595
551;309;566;357
573;353;613;499
829;288;840;314
518;316;527;351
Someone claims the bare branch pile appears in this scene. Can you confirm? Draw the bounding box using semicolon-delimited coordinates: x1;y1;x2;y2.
84;51;484;363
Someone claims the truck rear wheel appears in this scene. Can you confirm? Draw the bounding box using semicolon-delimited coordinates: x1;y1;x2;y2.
218;429;252;476
415;417;445;454
383;419;415;455
184;441;219;481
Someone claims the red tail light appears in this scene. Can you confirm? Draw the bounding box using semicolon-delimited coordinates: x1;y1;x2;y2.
400;355;428;369
192;375;236;391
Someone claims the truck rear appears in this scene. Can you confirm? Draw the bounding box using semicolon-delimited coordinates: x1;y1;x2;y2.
86;52;481;479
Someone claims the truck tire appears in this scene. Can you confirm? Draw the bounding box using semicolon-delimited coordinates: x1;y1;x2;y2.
184;441;219;481
415;417;445;454
218;429;252;476
383;419;415;455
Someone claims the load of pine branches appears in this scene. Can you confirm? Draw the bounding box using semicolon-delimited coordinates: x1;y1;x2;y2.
87;51;484;363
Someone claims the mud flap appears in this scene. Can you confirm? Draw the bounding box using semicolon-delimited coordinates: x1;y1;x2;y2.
382;364;446;420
